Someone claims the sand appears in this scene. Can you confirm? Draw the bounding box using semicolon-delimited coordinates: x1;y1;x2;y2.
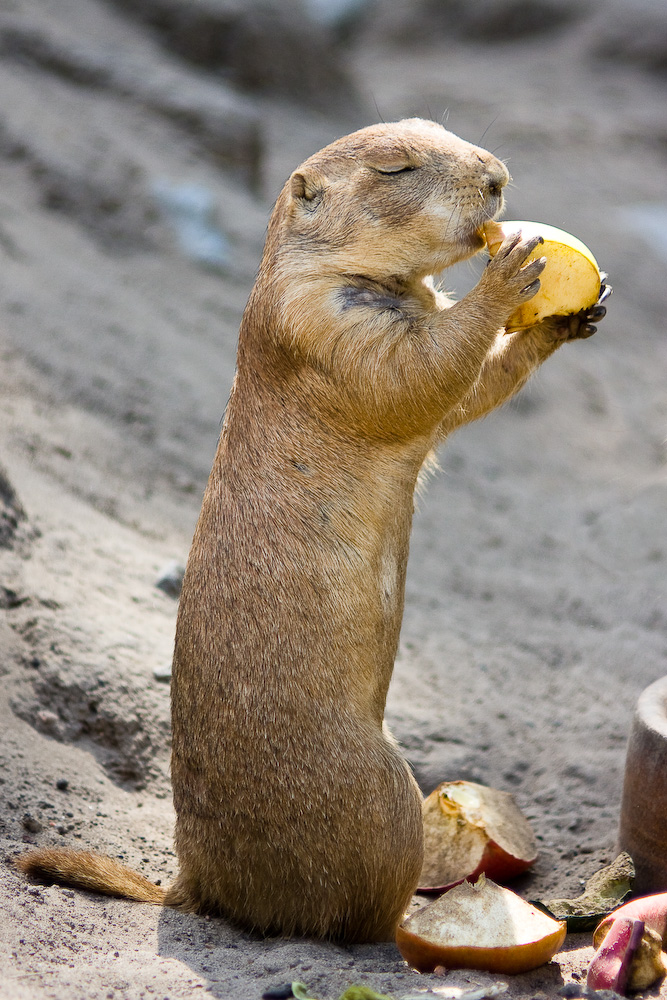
1;1;667;997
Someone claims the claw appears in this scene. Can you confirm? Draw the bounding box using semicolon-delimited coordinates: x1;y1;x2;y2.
552;311;601;341
521;278;542;297
598;283;613;304
496;232;522;258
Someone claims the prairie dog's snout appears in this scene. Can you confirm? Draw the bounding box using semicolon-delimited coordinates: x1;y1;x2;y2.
480;155;510;199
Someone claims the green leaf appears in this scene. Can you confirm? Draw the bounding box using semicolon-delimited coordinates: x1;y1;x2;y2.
292;982;320;1000
534;852;635;932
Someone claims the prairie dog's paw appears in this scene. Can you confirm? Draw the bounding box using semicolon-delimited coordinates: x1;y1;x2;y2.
541;276;612;342
478;233;546;317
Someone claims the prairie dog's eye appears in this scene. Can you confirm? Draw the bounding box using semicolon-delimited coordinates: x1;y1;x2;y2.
374;164;417;176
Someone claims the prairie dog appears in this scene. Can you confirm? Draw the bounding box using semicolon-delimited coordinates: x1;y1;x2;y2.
16;119;607;942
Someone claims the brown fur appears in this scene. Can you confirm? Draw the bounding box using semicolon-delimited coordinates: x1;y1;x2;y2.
15;848;165;903
16;119;603;942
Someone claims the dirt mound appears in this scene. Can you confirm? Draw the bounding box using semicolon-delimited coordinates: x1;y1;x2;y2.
11;661;167;789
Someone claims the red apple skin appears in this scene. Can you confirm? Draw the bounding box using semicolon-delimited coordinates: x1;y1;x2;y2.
418;838;538;894
396;921;566;974
594;893;667;948
587;917;644;994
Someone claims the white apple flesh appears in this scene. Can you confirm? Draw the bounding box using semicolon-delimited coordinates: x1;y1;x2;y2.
419;780;538;892
397;876;566;974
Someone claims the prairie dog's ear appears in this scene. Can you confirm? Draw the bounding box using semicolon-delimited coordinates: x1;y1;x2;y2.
290;168;326;206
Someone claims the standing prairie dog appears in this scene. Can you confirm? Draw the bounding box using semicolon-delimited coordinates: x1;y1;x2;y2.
16;119;608;942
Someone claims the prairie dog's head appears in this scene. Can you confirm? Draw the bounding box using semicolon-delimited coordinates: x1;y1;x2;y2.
268;118;509;282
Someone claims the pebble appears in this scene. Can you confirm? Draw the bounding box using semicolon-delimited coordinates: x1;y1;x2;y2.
35;710;64;739
154;560;185;599
261;986;294;1000
153;662;172;683
22;814;43;833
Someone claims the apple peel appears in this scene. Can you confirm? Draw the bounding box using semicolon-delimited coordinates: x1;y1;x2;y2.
483;219;602;332
586;916;645;994
588;891;667;994
593;891;667;948
397;876;566;975
419;781;537;893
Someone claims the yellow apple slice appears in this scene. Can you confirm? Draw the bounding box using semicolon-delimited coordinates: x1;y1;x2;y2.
483;219;602;332
396;876;566;974
419;780;538;892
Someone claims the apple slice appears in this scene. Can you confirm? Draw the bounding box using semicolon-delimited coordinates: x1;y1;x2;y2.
419;781;537;892
588;892;667;994
483;219;602;332
586;916;645;995
593;892;667;948
396;875;566;974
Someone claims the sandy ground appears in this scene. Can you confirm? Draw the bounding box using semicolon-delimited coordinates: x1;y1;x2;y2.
1;1;667;997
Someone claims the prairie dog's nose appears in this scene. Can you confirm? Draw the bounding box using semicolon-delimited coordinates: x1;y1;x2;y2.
485;160;511;199
475;150;510;198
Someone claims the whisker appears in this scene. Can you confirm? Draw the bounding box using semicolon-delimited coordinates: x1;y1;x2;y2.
478;115;500;146
370;93;386;124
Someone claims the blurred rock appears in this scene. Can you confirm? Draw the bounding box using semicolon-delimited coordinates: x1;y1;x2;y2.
0;587;27;610
34;159;158;254
153;663;172;683
0;21;264;191
367;0;667;80
105;0;360;113
154;559;185;598
305;0;374;42
151;181;229;271
33;709;65;740
592;1;667;76
0;465;27;550
448;0;586;41
367;0;589;44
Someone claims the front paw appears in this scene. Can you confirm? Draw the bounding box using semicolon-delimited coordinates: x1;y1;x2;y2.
480;231;547;316
545;276;612;341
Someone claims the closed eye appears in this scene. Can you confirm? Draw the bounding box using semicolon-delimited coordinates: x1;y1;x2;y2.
375;164;417;175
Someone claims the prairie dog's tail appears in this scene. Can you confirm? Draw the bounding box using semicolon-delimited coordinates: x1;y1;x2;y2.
14;847;167;904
